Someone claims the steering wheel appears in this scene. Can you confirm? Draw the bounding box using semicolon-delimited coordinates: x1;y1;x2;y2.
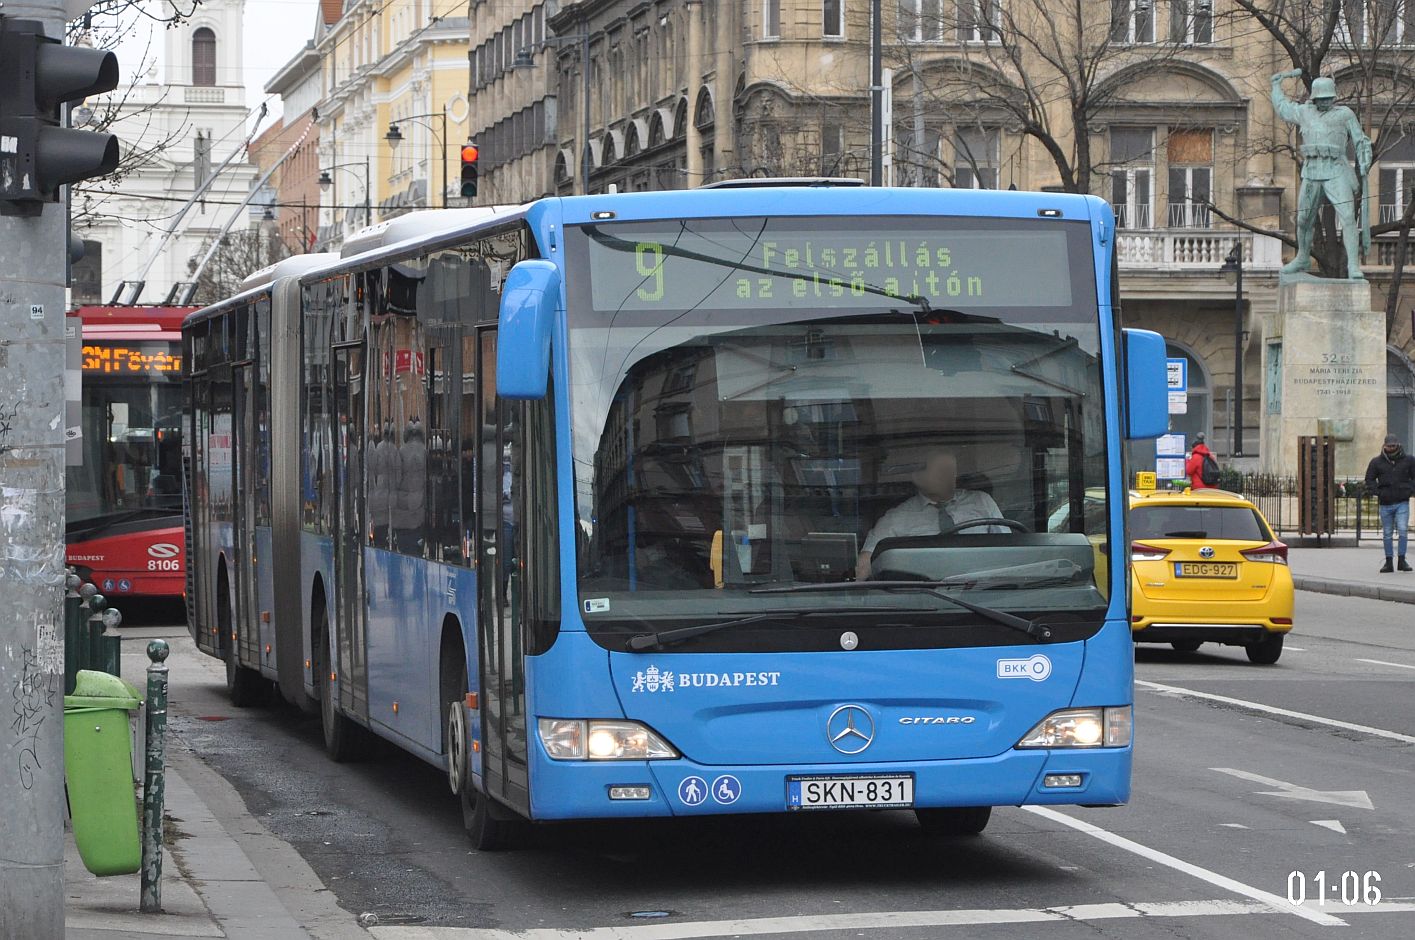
938;517;1031;535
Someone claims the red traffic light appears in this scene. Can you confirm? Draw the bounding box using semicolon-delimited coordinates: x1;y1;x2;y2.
460;144;480;163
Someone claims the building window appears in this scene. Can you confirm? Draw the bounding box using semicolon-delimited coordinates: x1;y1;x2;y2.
898;0;942;42
1340;0;1415;45
953;126;998;188
1110;0;1154;44
1169;0;1213;44
1166;343;1211;452
895;127;941;186
823;0;844;37
192;28;216;86
957;0;1000;42
1166;129;1212;227
764;0;781;38
1379;132;1415;222
1110;127;1155;228
821;122;845;174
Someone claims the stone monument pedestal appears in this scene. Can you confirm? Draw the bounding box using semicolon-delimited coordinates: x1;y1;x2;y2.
1260;278;1385;479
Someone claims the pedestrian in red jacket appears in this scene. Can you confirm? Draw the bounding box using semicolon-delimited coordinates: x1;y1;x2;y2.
1185;433;1218;489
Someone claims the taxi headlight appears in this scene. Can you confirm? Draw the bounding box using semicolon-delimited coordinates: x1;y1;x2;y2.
537;718;678;760
1017;706;1132;748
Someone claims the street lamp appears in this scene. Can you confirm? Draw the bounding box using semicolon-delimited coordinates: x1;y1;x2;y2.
514;33;592;195
1220;243;1245;458
319;160;372;227
386;110;449;208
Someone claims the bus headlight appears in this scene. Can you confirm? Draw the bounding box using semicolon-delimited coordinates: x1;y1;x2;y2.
537;719;678;761
1016;706;1131;748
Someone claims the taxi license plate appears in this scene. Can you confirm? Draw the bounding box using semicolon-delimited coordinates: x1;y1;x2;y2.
1175;562;1238;578
787;774;914;811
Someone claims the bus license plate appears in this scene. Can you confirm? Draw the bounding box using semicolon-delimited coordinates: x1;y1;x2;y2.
787;774;914;811
1175;562;1237;578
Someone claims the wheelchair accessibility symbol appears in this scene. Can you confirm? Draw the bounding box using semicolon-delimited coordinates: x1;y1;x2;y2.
711;774;742;805
677;775;708;806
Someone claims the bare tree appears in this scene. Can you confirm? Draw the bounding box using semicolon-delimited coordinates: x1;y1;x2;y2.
186;228;289;305
889;0;1185;194
68;4;199;230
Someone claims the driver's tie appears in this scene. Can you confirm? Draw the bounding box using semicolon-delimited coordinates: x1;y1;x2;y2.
936;502;955;533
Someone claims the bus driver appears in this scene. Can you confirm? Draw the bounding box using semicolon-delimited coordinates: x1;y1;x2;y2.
856;450;1007;579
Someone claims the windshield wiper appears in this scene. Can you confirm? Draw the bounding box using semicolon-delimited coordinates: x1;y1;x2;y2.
625;606;934;651
751;581;1054;642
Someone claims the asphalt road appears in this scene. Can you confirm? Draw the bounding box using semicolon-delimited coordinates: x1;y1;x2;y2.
142;590;1415;939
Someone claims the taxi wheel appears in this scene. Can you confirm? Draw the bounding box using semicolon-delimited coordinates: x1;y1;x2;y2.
916;806;992;837
1245;633;1284;665
1170;640;1202;652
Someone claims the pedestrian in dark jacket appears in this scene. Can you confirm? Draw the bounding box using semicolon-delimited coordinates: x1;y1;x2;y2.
1365;434;1415;572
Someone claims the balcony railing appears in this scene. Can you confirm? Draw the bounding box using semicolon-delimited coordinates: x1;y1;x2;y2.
1113;203;1152;229
1167;203;1212;228
184;87;225;103
1116;229;1283;270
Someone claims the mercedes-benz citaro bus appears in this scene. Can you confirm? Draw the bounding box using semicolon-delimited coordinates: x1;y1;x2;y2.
182;181;1167;849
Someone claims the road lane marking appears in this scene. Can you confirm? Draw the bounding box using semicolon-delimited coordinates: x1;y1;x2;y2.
1136;678;1415;745
1020;806;1345;926
1355;658;1415;671
1211;767;1374;810
365;899;1308;938
1311;820;1347;833
1285;646;1306;651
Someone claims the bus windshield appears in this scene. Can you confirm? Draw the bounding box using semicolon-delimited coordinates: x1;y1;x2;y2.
564;215;1110;651
67;340;185;529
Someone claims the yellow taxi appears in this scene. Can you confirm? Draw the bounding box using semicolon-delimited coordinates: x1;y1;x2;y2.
1129;488;1293;664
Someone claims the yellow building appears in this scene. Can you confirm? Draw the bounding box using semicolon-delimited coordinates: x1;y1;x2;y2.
315;0;472;246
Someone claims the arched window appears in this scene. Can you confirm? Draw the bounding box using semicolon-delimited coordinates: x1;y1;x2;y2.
1164;343;1211;451
192;28;216;86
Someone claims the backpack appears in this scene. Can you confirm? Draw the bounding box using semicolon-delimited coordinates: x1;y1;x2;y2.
1199;453;1221;487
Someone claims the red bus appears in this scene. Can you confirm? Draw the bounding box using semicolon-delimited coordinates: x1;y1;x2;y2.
66;305;195;601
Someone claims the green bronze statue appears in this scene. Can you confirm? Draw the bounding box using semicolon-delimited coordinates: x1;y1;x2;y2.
1271;69;1373;280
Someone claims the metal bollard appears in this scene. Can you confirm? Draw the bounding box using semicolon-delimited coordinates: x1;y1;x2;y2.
100;607;124;678
140;639;170;913
87;593;108;676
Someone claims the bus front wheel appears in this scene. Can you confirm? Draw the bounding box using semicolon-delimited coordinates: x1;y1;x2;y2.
916;806;992;837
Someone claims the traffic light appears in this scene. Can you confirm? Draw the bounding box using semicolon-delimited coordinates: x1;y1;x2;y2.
460;143;479;199
0;17;120;217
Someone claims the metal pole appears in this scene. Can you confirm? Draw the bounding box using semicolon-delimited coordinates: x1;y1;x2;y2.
140;639;171;913
582;29;592;195
0;8;67;933
365;157;372;226
440;112;448;208
1233;253;1245;457
870;0;882;185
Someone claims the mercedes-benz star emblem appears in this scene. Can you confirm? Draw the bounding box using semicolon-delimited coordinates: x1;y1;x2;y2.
840;631;859;651
826;704;876;755
1199;546;1215;558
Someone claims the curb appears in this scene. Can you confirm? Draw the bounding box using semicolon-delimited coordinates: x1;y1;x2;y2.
1293;575;1415;605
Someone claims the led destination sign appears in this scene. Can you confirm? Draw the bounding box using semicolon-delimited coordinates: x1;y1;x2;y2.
581;217;1079;313
83;343;182;375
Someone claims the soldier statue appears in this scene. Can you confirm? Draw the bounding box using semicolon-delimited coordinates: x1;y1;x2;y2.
1271;70;1374;280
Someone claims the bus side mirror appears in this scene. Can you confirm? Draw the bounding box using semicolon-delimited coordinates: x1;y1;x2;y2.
1123;328;1167;440
497;259;560;400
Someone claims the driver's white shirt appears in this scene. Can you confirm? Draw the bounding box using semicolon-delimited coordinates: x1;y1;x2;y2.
862;490;1007;553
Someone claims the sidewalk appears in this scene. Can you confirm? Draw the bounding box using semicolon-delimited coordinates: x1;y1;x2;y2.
1288;543;1415;604
65;630;366;939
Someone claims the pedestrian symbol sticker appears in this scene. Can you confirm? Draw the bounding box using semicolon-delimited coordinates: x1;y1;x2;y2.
102;578;114;592
677;775;708;806
711;774;742;805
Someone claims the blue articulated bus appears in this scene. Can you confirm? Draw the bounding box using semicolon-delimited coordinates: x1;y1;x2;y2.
183;181;1167;848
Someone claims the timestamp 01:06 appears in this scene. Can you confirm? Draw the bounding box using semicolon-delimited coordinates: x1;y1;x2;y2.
1287;870;1382;906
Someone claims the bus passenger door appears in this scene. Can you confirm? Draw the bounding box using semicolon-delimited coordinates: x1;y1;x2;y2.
232;364;259;669
332;341;369;721
476;329;531;815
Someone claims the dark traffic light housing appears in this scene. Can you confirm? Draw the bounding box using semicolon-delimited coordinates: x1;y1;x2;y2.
460;143;479;199
1;17;120;217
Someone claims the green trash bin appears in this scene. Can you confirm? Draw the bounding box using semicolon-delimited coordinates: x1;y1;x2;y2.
65;669;143;876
